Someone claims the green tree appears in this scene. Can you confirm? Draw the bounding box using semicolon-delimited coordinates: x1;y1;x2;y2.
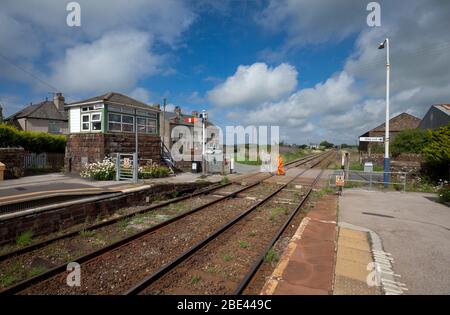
320;140;334;149
421;125;450;181
391;128;430;157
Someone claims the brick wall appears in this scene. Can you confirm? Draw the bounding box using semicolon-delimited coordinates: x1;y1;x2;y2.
0;147;25;178
65;133;161;173
0;182;208;244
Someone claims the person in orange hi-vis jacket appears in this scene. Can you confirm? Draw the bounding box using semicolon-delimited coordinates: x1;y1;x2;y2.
277;155;286;176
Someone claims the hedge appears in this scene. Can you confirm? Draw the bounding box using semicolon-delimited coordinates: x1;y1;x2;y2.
0;124;66;153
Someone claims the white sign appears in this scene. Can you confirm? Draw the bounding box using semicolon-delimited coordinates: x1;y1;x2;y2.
359;137;384;142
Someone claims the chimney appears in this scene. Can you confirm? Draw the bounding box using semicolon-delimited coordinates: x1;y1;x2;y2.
174;106;181;116
191;110;198;117
53;92;65;111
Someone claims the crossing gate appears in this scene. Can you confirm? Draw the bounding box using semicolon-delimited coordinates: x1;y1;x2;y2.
116;153;138;183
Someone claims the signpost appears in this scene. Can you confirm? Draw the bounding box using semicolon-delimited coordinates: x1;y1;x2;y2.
359;137;384;142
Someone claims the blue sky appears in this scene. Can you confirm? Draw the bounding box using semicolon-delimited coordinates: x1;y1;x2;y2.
1;0;449;144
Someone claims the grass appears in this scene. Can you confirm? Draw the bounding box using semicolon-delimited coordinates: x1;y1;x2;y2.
264;247;279;263
29;266;47;277
0;273;19;287
221;176;230;185
206;266;217;273
269;207;288;221
79;229;96;237
117;218;131;230
223;253;234;262
238;240;249;249
132;213;146;224
249;230;257;237
0;262;48;288
16;230;33;246
191;275;201;284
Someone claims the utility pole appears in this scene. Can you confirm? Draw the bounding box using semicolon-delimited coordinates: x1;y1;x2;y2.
162;98;167;148
134;107;138;183
378;38;390;186
201;109;208;176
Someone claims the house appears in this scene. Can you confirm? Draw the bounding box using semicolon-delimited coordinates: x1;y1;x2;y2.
359;112;422;152
5;93;68;134
160;106;220;171
64;92;161;174
418;104;450;130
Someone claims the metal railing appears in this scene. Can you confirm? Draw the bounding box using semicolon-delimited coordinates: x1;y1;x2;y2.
329;169;408;192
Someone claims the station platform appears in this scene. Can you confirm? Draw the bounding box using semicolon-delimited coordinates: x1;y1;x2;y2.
261;191;382;295
0;171;239;210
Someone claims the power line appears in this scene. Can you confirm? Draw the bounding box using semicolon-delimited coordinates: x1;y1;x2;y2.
0;52;60;92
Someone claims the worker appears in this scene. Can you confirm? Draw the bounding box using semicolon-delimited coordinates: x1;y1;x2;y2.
277;155;286;176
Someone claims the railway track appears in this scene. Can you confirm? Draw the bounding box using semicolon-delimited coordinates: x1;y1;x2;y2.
127;151;333;295
0;151;329;294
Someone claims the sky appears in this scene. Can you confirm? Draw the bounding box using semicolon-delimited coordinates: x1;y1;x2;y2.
1;0;450;145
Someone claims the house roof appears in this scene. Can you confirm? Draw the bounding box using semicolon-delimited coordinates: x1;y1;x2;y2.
432;104;450;116
66;92;160;112
360;112;421;137
6;100;67;121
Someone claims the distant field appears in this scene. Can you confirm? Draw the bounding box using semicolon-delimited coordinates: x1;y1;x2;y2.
233;146;314;165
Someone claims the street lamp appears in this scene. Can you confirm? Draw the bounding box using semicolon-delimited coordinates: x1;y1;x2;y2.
378;38;390;186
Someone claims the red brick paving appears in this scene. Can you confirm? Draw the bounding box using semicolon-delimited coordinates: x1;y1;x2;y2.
262;194;338;295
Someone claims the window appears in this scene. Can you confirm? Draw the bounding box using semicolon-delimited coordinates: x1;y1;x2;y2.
108;113;135;132
122;115;134;132
147;119;157;134
81;114;90;131
137;117;147;133
108;113;121;131
91;113;102;131
81;112;102;132
81;104;103;112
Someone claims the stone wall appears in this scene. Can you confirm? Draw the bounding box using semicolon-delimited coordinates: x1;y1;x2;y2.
360;152;422;173
65;133;161;173
0;182;209;244
0;147;25;178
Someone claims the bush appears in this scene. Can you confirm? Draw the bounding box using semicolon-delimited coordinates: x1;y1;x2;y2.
422;125;450;181
80;157;116;180
438;185;450;203
139;162;170;179
391;128;429;157
0;124;66;153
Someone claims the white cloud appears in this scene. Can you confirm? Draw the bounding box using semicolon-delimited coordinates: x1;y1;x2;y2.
0;0;195;95
207;63;298;107
243;71;358;125
48;30;162;94
129;87;152;104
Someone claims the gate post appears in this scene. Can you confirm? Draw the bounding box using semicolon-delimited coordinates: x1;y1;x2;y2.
116;153;120;181
133;152;138;183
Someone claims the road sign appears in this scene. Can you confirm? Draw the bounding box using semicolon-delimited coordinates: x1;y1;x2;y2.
359;136;384;142
184;117;198;123
336;175;345;187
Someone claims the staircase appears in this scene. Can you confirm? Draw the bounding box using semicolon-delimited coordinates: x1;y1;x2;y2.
161;141;177;173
